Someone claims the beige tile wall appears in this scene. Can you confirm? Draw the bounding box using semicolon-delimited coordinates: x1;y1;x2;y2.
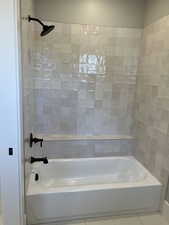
135;15;169;191
33;23;142;136
31;22;142;158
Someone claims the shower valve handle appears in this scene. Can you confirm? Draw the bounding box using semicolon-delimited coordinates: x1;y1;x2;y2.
29;133;43;148
40;141;43;148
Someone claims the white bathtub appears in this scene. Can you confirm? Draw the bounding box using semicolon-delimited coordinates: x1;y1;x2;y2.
27;157;162;225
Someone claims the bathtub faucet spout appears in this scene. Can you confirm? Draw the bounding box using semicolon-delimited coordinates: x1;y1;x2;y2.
30;157;48;164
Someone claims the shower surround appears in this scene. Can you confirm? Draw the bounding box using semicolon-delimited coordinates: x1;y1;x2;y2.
22;1;169;222
32;22;142;158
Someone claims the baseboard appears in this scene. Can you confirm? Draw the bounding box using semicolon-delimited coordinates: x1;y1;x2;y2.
162;201;169;224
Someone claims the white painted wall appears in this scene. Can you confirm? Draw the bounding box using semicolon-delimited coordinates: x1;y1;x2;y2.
0;0;25;224
35;0;145;28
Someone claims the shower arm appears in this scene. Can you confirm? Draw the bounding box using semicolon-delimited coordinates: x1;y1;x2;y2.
28;16;45;27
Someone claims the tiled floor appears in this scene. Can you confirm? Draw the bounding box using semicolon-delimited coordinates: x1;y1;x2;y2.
53;214;169;225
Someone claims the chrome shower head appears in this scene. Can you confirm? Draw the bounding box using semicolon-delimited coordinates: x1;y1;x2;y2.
28;16;55;37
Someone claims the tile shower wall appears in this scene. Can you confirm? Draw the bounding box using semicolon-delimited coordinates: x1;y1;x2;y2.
32;22;142;158
21;0;35;188
135;15;169;190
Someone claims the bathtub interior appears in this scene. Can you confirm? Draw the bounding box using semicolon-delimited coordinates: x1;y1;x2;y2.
29;157;160;190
